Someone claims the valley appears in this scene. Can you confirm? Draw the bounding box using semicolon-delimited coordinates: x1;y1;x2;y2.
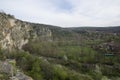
0;12;120;80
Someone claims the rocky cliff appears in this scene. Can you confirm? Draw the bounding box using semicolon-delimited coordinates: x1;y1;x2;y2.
0;59;33;80
0;12;52;50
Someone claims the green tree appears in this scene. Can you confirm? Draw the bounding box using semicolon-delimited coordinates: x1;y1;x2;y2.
29;58;42;80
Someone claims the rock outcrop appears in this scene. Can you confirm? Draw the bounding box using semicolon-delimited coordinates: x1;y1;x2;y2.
0;12;52;50
11;72;33;80
0;59;33;80
0;60;13;74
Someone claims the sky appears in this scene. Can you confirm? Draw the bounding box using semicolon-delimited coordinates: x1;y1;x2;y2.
0;0;120;27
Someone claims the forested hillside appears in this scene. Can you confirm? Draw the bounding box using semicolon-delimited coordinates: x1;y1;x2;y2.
0;12;120;80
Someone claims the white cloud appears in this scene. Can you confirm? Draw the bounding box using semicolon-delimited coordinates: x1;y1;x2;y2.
0;0;120;27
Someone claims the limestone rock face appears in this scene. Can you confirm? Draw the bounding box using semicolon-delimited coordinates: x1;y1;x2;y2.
13;72;33;80
0;61;12;74
0;60;33;80
0;12;52;50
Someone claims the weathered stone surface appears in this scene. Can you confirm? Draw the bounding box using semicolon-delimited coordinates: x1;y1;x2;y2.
10;72;33;80
14;72;33;80
0;12;52;50
0;60;33;80
0;61;12;74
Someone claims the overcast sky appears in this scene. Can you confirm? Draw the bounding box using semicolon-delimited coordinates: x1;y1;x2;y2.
0;0;120;27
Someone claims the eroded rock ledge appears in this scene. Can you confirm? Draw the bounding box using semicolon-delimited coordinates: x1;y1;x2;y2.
0;59;33;80
0;12;52;50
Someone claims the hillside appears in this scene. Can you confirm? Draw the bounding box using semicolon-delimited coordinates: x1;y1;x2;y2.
0;12;120;80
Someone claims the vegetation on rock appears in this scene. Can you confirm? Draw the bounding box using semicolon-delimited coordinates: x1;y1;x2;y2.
0;12;120;80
